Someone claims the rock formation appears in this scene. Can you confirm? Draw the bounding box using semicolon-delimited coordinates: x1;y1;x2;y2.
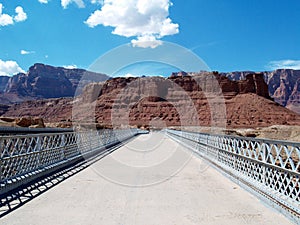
2;73;299;129
0;116;45;128
0;63;108;104
220;69;300;114
267;69;300;114
0;64;298;114
0;76;9;92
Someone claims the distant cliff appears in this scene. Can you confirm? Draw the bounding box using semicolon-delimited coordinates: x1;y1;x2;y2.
0;76;9;92
0;63;108;104
3;73;299;129
0;64;298;114
218;69;300;114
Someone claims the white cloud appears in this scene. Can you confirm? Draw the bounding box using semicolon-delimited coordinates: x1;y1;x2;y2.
131;35;162;48
0;59;25;76
91;0;103;4
39;0;88;7
63;64;78;69
0;13;14;26
61;0;85;8
0;4;27;26
21;50;35;55
0;3;14;26
267;60;300;70
14;6;27;22
38;0;49;4
84;0;179;48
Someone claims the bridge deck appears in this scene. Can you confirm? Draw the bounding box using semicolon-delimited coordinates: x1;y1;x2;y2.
1;132;292;225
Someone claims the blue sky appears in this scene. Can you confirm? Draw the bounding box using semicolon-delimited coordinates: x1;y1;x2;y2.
0;0;300;76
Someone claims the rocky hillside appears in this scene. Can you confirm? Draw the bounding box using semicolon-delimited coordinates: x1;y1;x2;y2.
0;76;9;91
0;64;298;114
219;69;300;114
2;73;300;129
0;63;108;104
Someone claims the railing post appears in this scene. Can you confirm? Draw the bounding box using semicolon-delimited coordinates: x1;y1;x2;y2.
61;133;66;160
77;132;81;154
0;145;3;183
89;131;92;152
261;141;267;186
233;139;237;171
97;130;101;149
37;135;42;167
205;135;209;157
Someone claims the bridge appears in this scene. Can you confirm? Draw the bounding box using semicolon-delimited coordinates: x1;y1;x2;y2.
0;128;299;224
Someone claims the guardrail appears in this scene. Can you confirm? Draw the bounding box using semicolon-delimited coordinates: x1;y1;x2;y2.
0;129;147;196
166;129;300;223
0;127;74;135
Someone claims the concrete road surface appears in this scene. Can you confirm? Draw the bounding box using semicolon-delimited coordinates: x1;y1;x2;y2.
0;132;293;225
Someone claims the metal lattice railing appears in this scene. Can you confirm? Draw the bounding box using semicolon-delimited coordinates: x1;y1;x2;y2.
0;129;145;196
166;129;300;221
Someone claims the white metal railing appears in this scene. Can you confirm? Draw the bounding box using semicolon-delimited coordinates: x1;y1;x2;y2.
0;129;146;196
166;129;300;222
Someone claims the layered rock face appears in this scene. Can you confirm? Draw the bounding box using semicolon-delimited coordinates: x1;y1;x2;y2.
4;73;299;129
4;98;73;123
0;63;108;103
221;69;300;114
0;76;9;92
0;64;298;115
267;69;300;113
4;64;74;99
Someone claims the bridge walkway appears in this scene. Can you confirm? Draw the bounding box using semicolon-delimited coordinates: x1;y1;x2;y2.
0;132;292;225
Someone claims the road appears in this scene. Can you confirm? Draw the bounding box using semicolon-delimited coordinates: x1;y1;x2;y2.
0;132;293;225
